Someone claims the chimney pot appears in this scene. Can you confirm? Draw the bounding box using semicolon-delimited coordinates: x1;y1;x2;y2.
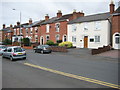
110;0;115;14
57;10;62;18
29;18;32;25
45;14;49;21
3;24;5;29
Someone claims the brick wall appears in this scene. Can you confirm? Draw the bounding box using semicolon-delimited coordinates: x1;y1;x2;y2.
112;15;120;35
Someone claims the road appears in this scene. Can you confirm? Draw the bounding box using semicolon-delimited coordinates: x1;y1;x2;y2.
2;49;119;88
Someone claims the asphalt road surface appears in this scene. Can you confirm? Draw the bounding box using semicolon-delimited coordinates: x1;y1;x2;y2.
2;49;119;88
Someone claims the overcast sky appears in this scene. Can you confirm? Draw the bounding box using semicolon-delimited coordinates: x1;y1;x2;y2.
0;0;119;29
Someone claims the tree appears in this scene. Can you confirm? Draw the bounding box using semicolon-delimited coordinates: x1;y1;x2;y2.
21;38;30;46
3;39;12;45
46;40;55;46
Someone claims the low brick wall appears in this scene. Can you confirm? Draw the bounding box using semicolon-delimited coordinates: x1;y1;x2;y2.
49;46;68;52
91;45;111;55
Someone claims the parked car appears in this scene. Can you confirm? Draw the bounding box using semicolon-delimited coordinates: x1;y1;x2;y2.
34;45;52;54
0;45;7;55
2;46;26;61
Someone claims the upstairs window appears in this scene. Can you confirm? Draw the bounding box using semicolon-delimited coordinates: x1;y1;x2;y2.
46;24;50;33
14;29;16;35
55;23;60;32
84;23;88;30
30;28;33;34
72;24;77;32
35;27;38;33
26;28;28;34
95;21;101;30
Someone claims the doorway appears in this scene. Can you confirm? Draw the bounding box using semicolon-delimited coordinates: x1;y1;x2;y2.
84;36;88;48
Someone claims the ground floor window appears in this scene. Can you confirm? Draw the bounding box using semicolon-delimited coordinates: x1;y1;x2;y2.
55;34;60;41
72;36;76;42
46;35;50;41
95;36;100;42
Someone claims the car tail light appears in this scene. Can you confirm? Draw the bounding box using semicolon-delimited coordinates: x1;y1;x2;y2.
0;49;2;51
12;53;17;56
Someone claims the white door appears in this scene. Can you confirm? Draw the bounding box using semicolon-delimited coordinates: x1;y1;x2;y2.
113;33;120;49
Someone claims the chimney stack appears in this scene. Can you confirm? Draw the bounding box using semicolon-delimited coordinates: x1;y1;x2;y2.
73;9;77;20
57;10;62;18
110;0;115;14
72;9;84;20
3;24;5;29
10;24;13;28
45;14;49;21
29;18;32;25
77;11;84;17
17;21;20;26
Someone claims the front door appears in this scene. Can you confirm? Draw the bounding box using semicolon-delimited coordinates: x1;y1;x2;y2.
84;36;88;48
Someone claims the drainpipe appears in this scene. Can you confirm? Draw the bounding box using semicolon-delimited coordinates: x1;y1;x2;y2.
107;16;112;47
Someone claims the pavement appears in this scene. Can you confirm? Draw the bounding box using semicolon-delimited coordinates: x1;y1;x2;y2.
97;50;120;59
53;48;119;60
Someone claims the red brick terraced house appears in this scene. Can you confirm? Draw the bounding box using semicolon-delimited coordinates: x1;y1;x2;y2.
38;10;84;45
111;6;120;49
0;24;13;44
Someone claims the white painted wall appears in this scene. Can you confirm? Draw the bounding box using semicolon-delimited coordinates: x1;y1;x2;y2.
12;36;23;42
68;20;111;49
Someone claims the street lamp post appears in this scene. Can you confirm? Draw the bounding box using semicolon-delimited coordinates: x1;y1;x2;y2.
13;9;22;46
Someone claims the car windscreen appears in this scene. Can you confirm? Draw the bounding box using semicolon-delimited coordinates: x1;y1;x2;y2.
42;45;50;48
0;46;6;49
14;48;23;52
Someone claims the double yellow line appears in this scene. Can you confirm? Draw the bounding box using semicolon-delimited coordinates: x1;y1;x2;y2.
24;63;120;89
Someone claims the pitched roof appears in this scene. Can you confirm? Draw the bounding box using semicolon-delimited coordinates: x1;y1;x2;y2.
68;12;111;24
115;6;120;13
0;27;12;33
41;17;58;25
112;6;120;16
41;14;73;25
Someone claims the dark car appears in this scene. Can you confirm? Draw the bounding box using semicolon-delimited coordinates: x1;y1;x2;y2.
34;45;52;54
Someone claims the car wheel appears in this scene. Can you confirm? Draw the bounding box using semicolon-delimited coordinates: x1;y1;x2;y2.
41;50;44;54
34;50;36;53
10;56;14;61
23;57;26;60
2;55;4;58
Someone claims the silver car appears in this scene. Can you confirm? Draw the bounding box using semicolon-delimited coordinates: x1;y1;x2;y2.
2;46;26;61
0;45;7;55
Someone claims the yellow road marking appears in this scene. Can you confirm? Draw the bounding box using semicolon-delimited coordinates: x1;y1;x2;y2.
24;63;120;89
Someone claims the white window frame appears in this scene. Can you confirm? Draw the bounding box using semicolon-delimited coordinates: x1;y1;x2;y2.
72;24;77;32
46;35;50;41
55;23;60;32
95;35;100;43
55;34;60;41
14;29;16;35
84;22;88;30
95;21;101;30
72;36;76;42
26;28;28;34
30;28;33;34
46;24;50;33
35;27;38;34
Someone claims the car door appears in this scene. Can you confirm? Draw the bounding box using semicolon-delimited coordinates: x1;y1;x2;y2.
37;46;42;53
7;48;12;58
